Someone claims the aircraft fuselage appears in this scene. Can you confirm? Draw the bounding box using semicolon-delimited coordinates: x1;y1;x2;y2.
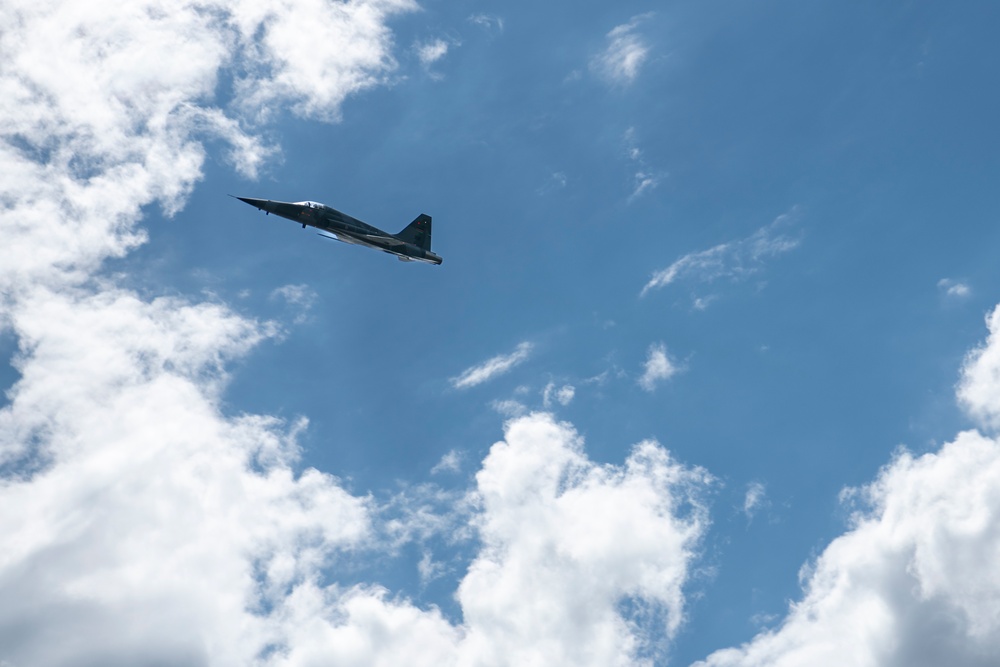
234;197;442;265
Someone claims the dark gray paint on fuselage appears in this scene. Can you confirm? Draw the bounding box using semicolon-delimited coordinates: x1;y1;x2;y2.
233;196;442;265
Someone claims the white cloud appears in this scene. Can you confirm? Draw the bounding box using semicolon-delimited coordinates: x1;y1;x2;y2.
743;481;768;521
414;37;458;81
270;283;316;307
591;14;653;87
623;127;665;201
270;283;317;324
232;0;418;122
638;342;679;392
0;0;708;662
695;307;1000;667
0;0;416;294
938;278;971;299
642;208;801;296
491;398;529;418
0;288;374;666
0;0;418;664
451;342;534;389
250;414;712;666
692;295;717;311
3;401;707;666
416;38;451;67
543;382;576;407
457;414;712;664
417;549;448;585
468;13;504;33
537;171;568;195
630;171;662;200
430;449;464;475
696;431;1000;667
958;305;1000;431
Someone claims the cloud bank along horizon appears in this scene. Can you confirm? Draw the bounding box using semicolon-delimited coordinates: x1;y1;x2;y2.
2;1;1000;666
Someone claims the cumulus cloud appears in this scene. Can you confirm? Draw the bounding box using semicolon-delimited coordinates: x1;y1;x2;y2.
696;430;1000;667
591;14;653;86
0;288;375;666
249;414;713;666
958;305;1000;431
458;414;712;664
0;0;414;663
695;307;1000;667
0;8;715;655
232;0;418;122
451;342;534;389
641;208;801;296
638;342;679;392
0;0;416;292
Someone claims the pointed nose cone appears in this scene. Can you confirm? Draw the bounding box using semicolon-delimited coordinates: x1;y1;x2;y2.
232;196;271;211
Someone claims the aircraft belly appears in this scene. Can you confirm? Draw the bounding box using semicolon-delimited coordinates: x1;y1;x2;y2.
329;229;375;247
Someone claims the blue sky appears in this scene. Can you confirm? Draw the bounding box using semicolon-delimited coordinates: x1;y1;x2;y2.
3;1;1000;665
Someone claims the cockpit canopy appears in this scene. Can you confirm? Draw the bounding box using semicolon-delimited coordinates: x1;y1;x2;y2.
295;200;326;209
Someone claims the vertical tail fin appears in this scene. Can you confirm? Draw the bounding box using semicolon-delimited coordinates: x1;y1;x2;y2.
396;214;432;250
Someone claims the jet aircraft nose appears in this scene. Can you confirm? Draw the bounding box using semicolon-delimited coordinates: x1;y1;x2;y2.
233;196;271;211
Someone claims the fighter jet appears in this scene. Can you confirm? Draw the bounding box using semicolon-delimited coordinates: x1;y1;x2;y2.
233;196;442;265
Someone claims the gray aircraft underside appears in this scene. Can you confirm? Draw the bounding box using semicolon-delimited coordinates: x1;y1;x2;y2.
233;196;442;265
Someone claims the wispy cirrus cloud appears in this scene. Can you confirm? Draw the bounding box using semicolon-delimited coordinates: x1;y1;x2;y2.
543;382;576;407
492;398;529;417
743;481;768;522
641;208;802;297
468;13;504;33
270;283;317;324
624;126;665;202
430;449;464;475
451;342;534;389
414;37;459;80
938;277;971;299
590;14;653;87
416;38;454;68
